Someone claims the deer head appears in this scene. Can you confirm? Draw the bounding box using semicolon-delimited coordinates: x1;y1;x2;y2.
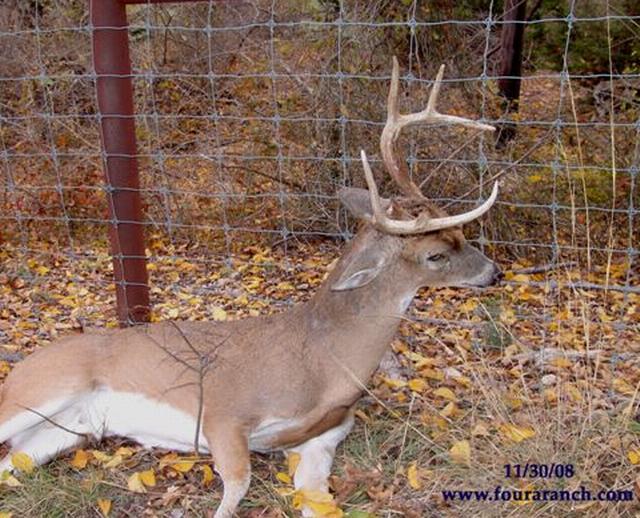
333;57;501;294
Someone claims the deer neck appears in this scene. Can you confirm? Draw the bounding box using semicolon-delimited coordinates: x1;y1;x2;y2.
303;227;418;382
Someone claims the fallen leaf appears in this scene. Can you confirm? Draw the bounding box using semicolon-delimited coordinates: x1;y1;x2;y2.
500;424;536;443
450;440;471;465
91;450;112;464
160;453;196;473
433;387;457;401
383;377;407;389
97;498;112;517
440;401;459;418
407;462;422;490
211;306;227;321
70;449;91;469
276;472;292;484
292;489;343;517
103;454;123;469
139;469;156;487
115;447;135;458
127;472;146;493
200;464;214;486
613;378;636;396
287;452;301;477
11;452;34;474
408;378;426;393
0;470;22;487
628;450;640;465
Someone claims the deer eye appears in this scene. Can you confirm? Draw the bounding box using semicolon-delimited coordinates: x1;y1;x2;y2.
427;253;446;262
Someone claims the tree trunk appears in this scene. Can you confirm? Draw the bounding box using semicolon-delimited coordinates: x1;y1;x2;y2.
497;0;527;147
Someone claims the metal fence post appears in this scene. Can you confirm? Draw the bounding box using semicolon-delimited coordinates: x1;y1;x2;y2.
91;0;150;326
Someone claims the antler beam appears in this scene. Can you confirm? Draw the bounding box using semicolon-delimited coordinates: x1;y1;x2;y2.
380;56;495;200
361;150;498;234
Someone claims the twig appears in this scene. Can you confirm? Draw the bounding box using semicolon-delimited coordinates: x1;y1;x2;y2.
20;405;89;439
510;261;578;275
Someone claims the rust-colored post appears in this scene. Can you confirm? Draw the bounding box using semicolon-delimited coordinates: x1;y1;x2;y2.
91;0;150;326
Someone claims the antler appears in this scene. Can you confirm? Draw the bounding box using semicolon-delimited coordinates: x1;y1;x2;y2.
381;56;495;199
358;57;498;235
360;150;498;234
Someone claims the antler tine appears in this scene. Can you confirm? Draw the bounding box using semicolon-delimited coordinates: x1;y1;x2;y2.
380;57;425;200
387;56;401;123
380;57;495;200
360;150;386;224
360;149;499;235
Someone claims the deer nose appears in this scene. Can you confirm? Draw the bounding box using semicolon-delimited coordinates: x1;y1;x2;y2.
493;265;504;283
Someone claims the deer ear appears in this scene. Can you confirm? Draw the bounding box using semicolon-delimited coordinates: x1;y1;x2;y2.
338;187;390;221
331;250;387;292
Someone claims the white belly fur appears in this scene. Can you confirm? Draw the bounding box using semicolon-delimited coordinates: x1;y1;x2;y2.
91;388;209;452
2;389;307;467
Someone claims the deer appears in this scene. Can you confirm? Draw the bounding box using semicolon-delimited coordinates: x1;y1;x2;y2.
0;58;500;517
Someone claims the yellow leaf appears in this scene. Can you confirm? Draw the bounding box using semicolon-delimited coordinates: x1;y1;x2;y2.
564;383;582;402
407;378;426;393
506;273;530;283
70;449;91;469
383;377;407;389
276;487;296;497
471;422;490;437
127;472;146;493
200;465;215;486
628;450;640;465
500;308;516;324
550;357;572;368
292;489;343;517
276;472;292;484
91;450;112;464
500;424;536;443
97;498;112;517
115;447;135;458
160;453;195;473
440;401;459;418
103;454;123;469
433;387;457;401
453;375;472;388
139;469;156;487
211;306;227;321
504;395;523;410
287;452;301;477
0;512;13;518
11;452;34;474
515;483;535;505
543;388;557;404
422;368;444;381
613;378;636;396
459;299;478;313
172;459;195;473
0;470;22;487
407;462;422;490
449;440;471;465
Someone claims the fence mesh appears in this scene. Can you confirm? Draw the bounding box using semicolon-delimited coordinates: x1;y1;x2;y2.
0;0;638;338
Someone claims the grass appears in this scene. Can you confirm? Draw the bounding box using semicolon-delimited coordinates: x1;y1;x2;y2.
1;239;639;517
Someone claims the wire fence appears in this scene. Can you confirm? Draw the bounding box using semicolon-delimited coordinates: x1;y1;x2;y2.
0;0;638;331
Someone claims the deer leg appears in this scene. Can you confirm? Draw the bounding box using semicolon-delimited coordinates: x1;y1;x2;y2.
0;415;88;472
287;411;354;517
205;420;251;518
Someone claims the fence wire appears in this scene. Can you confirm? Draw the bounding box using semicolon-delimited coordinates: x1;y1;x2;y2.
0;1;638;333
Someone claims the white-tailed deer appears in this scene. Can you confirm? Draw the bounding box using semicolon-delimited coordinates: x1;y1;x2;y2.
0;58;500;517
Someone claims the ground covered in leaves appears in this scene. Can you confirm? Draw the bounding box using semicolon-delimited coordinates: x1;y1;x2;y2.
0;237;639;518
